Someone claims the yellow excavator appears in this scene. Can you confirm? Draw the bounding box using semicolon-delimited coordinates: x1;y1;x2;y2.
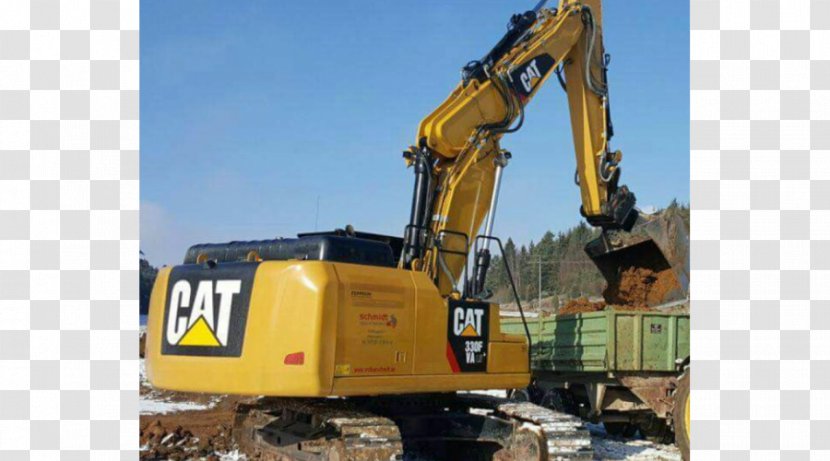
146;1;678;459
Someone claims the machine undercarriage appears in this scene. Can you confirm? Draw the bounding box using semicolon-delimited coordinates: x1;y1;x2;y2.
233;394;592;461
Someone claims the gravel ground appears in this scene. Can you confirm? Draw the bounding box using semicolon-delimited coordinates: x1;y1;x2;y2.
587;423;681;461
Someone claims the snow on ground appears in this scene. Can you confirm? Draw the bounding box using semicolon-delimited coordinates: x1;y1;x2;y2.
140;358;149;386
464;389;509;398
214;450;247;461
139;359;221;415
587;423;681;461
140;398;216;415
140;446;247;461
465;391;679;460
592;436;681;461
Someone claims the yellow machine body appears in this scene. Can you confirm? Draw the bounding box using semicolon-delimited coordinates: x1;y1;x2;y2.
145;260;529;396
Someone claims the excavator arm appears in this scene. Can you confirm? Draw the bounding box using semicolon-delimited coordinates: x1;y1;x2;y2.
401;0;637;296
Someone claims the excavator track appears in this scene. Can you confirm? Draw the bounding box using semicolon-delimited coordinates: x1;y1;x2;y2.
494;400;593;460
233;394;592;461
233;397;403;461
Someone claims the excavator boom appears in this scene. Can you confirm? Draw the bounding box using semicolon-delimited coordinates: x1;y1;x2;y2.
401;0;676;302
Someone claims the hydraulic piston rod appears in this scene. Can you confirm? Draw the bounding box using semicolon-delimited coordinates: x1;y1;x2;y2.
482;152;510;249
470;151;510;297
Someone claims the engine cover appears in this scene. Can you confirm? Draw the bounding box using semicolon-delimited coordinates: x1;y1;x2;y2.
145;260;529;397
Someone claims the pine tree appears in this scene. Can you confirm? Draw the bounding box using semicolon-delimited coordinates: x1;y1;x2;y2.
139;251;158;315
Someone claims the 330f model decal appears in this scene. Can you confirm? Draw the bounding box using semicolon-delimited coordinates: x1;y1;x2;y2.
446;300;490;373
161;262;256;357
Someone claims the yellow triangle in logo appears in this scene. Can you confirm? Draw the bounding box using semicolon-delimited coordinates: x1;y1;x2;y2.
178;317;221;347
460;324;479;337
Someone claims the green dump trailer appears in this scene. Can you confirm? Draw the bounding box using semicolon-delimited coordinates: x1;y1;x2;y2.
501;308;690;458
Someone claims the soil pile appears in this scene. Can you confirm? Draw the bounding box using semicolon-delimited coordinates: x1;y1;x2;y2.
558;297;658;316
558;297;607;315
603;267;680;307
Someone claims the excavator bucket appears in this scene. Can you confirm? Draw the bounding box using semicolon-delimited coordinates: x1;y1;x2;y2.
584;210;689;308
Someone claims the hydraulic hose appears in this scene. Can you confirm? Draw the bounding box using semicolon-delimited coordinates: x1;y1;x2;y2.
581;6;607;97
482;73;525;135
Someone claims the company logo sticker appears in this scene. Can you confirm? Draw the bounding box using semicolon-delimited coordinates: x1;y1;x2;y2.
446;300;489;373
358;312;397;328
519;59;542;93
509;53;556;100
161;263;257;357
358;311;397;347
453;307;484;337
166;279;241;347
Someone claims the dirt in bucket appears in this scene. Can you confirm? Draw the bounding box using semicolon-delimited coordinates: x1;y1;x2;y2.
559;263;680;316
603;266;680;307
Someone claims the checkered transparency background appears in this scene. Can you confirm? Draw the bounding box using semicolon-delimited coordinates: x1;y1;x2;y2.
0;0;139;459
691;0;830;458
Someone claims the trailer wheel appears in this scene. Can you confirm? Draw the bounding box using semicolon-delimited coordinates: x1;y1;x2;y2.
540;389;578;416
509;388;531;402
540;390;565;412
673;368;690;461
637;416;673;444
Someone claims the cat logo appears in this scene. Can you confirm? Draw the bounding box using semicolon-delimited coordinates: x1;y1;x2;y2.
446;300;490;373
509;53;555;99
519;59;542;94
161;262;256;357
166;279;241;348
452;307;484;337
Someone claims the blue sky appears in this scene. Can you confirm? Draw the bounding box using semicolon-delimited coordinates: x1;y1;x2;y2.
141;1;689;266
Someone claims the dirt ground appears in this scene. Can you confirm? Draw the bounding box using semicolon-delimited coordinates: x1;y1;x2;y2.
139;354;247;460
138;392;681;461
139;394;242;461
139;357;679;461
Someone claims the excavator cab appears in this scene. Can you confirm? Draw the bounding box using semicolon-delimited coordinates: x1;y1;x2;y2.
585;210;690;308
